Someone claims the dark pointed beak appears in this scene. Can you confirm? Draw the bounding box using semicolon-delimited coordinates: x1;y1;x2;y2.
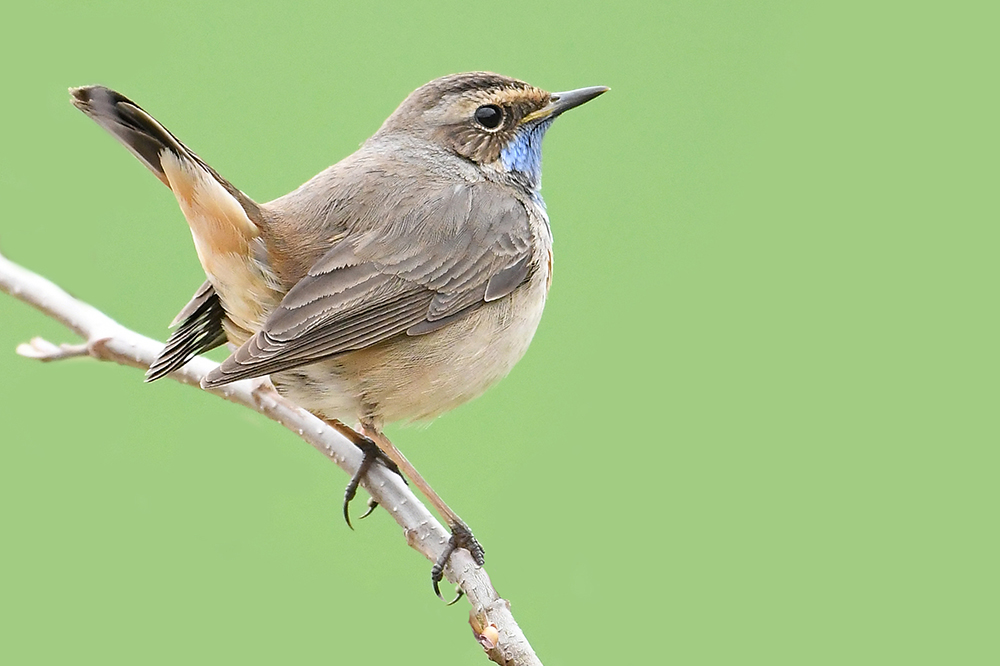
522;85;609;123
550;86;610;115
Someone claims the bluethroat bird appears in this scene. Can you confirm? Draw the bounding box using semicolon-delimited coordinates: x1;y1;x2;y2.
70;72;607;596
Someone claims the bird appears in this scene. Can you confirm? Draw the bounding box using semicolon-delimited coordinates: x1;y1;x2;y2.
69;72;607;596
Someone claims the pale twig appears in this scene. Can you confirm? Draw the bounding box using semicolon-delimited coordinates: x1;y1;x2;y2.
0;250;540;666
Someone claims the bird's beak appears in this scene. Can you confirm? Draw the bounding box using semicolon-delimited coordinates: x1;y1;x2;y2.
521;85;609;124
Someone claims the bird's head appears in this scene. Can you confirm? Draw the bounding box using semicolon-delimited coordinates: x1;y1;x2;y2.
375;72;608;192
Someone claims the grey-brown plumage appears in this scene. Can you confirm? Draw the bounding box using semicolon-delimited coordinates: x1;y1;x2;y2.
70;73;607;593
211;180;535;384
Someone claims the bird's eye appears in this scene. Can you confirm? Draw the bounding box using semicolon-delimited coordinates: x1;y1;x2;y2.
474;104;503;129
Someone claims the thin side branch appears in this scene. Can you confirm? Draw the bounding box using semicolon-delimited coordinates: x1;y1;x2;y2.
0;250;540;666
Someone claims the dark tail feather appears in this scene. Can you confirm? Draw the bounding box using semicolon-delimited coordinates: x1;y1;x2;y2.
70;85;263;224
70;86;191;188
145;281;228;382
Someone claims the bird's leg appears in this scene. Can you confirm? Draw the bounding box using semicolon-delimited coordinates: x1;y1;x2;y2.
326;419;405;528
362;424;486;600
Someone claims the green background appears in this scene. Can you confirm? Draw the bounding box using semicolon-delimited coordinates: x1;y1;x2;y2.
1;1;995;663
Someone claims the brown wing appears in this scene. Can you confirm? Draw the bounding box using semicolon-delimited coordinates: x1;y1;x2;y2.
202;183;535;387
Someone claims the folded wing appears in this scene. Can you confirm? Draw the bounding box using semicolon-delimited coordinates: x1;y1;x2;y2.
203;184;535;387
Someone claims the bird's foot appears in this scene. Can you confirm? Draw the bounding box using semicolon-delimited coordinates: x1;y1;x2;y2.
431;521;486;603
343;434;406;529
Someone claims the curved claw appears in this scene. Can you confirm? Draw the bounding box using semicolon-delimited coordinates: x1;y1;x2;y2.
431;522;485;599
359;497;378;520
431;557;448;600
431;565;467;605
445;586;464;606
326;420;406;530
342;497;355;530
343;457;371;531
341;434;385;530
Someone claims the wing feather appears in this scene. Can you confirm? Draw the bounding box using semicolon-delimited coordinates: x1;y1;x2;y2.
202;181;537;387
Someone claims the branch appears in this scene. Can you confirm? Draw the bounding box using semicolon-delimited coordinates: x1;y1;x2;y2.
0;250;539;666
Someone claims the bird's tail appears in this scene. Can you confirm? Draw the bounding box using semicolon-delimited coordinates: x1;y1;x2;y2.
70;85;282;366
70;85;191;188
69;85;261;222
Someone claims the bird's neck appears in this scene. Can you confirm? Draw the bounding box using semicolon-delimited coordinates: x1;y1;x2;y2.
499;119;554;194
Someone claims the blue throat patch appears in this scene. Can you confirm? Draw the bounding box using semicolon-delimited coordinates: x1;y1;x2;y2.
500;118;554;191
